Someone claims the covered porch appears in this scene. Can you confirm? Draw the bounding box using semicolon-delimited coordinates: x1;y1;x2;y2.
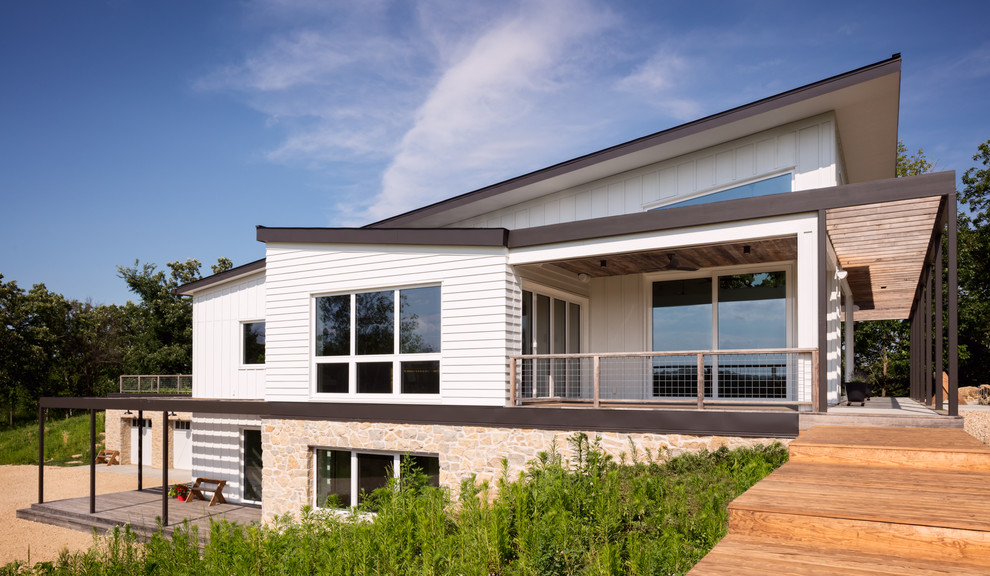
507;171;959;415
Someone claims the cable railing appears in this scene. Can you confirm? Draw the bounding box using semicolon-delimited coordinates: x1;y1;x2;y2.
509;348;818;409
118;374;192;395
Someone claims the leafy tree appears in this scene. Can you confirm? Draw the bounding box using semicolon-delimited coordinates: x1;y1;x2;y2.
117;259;204;374
958;140;990;385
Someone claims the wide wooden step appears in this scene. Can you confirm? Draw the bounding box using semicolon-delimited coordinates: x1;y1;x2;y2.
789;426;990;471
728;461;990;563
690;535;990;575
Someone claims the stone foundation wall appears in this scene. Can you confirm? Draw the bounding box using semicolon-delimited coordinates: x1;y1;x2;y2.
261;418;788;522
103;409;192;468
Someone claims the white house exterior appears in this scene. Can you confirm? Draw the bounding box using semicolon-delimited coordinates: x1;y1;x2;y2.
103;55;956;521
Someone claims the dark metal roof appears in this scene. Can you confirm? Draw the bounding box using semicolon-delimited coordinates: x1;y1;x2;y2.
255;225;509;247
174;258;266;296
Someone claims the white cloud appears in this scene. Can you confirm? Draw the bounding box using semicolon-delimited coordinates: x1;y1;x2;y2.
360;0;618;222
199;0;709;226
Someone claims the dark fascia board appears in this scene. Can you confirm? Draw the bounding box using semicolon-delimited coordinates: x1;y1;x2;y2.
174;258;266;296
256;225;509;247
507;171;955;248
40;396;797;438
370;55;902;229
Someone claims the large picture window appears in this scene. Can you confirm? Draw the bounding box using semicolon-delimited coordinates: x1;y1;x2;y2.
315;449;440;509
315;286;441;395
652;269;788;399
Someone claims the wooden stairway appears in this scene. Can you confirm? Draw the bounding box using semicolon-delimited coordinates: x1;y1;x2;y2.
689;426;990;575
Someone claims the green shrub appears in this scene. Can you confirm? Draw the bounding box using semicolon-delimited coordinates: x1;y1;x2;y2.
2;437;788;575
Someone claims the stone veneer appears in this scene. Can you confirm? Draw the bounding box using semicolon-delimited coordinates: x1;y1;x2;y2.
104;409;192;469
261;418;788;522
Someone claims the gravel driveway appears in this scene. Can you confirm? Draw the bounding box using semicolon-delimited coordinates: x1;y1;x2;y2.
0;465;169;566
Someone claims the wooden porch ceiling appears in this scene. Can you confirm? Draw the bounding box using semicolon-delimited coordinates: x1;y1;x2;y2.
826;196;943;322
550;238;798;278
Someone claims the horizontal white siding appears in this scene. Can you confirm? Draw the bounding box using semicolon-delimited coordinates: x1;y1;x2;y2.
454;115;837;229
191;414;261;504
192;272;266;399
264;243;513;406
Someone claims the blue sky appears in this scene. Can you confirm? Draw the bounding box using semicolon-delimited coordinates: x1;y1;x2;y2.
2;0;989;305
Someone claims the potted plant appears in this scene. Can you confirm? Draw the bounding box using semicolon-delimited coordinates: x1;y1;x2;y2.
845;373;872;406
168;484;190;501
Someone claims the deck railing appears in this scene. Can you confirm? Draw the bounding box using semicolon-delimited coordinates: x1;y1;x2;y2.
118;375;192;395
509;348;818;409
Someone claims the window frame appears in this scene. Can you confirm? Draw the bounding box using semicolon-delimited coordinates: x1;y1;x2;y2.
240;320;266;368
644;262;794;353
311;285;442;399
643;170;794;211
312;447;440;509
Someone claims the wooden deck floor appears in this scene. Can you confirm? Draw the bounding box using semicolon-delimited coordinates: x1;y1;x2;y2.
16;487;261;541
689;425;990;575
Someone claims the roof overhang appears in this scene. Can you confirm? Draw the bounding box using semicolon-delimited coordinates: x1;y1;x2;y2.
174;258;266;296
255;225;509;247
371;55;901;229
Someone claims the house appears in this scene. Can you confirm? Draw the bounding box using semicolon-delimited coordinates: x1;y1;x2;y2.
95;54;957;522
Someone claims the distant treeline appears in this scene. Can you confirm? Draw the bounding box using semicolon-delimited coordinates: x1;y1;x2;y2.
0;258;231;426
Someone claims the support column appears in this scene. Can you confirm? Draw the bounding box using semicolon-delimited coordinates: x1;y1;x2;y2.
137;410;143;491
844;295;855;383
925;270;932;405
162;410;169;526
948;192;959;416
935;236;944;411
816;210;828;412
89;409;96;514
38;405;45;504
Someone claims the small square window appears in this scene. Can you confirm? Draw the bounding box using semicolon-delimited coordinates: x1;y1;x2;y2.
357;362;392;394
401;361;439;394
243;322;266;365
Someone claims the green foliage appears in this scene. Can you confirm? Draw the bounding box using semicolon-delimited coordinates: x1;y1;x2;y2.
0;412;104;465
895;140;935;177
2;437;788;575
116;259;203;375
958;139;990;385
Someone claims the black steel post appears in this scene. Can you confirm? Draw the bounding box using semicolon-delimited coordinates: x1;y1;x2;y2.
925;269;932;405
137;410;143;491
162;410;168;526
89;409;96;514
948;192;959;416
38;406;44;504
817;210;829;412
936;234;944;411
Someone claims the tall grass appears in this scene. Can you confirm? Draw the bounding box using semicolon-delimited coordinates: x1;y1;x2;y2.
2;435;787;575
0;412;104;466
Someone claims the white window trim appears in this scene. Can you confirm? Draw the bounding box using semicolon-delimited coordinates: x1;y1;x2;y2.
312;447;439;509
311;285;442;400
643;261;795;351
239;320;266;369
519;281;589;355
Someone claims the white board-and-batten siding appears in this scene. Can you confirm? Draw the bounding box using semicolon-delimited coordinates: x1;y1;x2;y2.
190;414;261;504
264;243;515;406
192;272;266;399
451;115;838;230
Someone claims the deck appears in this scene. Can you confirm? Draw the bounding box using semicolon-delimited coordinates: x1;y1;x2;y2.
16;486;261;542
689;425;990;574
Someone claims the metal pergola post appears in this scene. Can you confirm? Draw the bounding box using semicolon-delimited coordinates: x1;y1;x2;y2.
935;234;944;411
948;192;958;416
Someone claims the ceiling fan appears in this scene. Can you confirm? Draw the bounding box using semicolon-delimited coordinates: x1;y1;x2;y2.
661;253;698;271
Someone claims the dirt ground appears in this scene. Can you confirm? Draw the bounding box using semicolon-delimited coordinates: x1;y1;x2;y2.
0;465;158;567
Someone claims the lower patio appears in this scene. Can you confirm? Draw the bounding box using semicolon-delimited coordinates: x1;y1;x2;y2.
16;486;260;542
